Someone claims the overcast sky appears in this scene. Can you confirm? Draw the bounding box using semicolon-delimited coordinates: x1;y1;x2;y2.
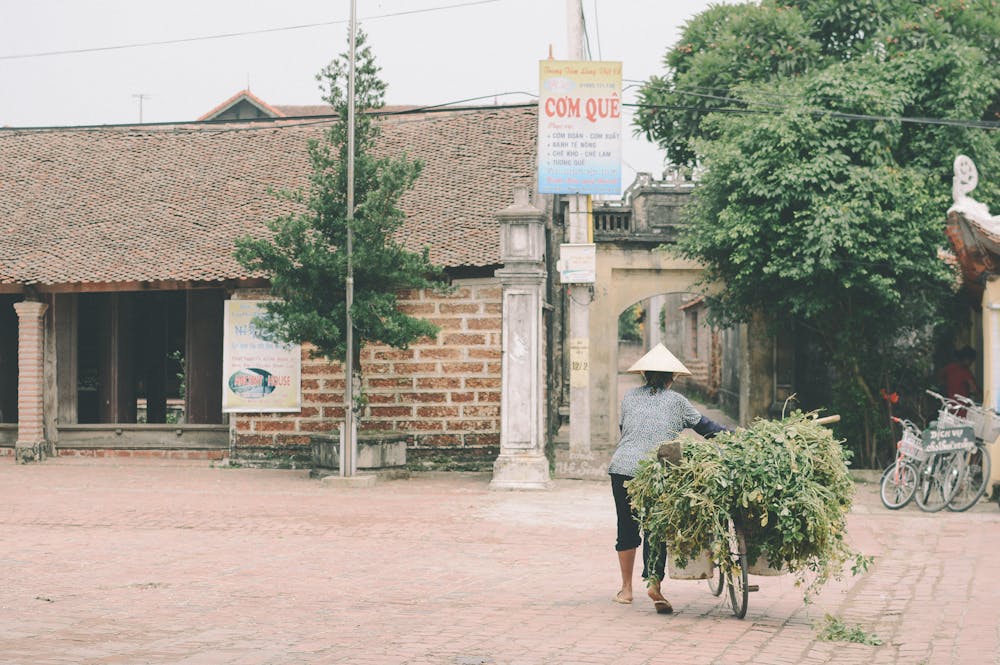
0;0;719;194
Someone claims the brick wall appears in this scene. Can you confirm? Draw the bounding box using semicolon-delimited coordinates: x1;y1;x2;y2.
232;278;502;468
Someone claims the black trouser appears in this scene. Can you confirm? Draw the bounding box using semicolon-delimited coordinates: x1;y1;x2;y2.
610;473;665;581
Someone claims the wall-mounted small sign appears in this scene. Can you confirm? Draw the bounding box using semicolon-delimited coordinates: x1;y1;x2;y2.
557;243;596;283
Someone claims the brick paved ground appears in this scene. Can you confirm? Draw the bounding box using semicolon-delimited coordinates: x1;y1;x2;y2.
1;458;998;665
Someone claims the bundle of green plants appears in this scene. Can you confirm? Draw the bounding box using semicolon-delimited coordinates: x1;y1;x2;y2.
627;411;870;598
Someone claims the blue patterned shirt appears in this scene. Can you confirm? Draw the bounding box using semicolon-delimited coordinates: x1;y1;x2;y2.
608;386;702;477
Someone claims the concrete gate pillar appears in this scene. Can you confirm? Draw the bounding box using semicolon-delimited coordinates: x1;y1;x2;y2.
14;300;49;463
490;187;550;490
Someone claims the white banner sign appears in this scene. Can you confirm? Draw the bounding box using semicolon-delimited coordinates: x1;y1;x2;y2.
222;300;302;413
538;60;622;195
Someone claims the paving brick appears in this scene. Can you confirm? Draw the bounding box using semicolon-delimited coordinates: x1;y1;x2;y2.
0;463;997;664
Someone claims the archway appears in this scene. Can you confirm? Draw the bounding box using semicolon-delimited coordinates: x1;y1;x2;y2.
588;244;718;448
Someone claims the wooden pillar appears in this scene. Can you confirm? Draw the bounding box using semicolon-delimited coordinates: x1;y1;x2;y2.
14;301;49;462
186;290;224;425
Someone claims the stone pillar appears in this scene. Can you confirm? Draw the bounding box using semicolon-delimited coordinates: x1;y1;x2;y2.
14;300;50;463
491;187;551;490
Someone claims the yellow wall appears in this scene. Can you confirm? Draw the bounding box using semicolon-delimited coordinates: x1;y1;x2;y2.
980;277;1000;490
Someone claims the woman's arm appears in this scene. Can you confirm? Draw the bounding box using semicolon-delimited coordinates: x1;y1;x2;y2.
691;415;730;439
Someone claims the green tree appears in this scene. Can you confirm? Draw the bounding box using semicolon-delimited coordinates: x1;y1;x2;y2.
636;0;1000;465
235;29;449;388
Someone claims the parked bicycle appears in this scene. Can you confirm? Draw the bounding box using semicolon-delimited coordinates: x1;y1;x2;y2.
879;392;992;512
880;418;922;510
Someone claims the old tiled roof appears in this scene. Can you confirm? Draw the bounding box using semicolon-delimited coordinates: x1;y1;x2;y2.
272;104;420;117
0;106;538;285
198;89;288;120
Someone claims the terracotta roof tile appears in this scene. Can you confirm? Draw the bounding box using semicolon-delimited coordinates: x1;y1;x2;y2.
0;106;538;285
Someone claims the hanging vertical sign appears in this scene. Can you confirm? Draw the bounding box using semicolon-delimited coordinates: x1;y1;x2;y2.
537;60;622;195
222;300;301;413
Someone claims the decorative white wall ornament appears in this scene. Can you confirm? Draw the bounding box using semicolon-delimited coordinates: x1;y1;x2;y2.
949;154;998;228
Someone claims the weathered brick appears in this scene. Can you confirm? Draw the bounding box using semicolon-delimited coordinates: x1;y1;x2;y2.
416;406;460;418
450;392;476;403
393;362;438;375
368;406;414;418
466;377;501;389
298;420;337;433
304;392;343;405
360;420;394;432
395;420;444;431
476;391;502;403
442;287;472;299
468;347;501;359
417;347;461;360
440;303;480;314
321;378;347;390
301;379;320;391
322;406;346;419
462;405;500;418
235;434;275;447
484;303;502;315
427;317;463;330
373;349;415;361
443;333;486;346
486;362;502;374
254;420;297;432
416;377;462;389
466;317;502;331
365;393;398;404
397;302;437;315
275;435;311;446
442;362;486;374
414;434;461;446
368;377;413;389
463;433;501;446
447;420;495;431
474;286;502;300
400;392;447;404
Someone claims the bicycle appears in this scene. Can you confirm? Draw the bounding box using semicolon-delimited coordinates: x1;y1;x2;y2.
925;391;993;512
880;418;923;510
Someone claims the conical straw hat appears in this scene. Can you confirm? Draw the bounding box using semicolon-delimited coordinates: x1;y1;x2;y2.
626;343;691;375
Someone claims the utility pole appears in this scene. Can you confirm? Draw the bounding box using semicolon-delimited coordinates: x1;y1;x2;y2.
342;0;358;478
565;0;594;467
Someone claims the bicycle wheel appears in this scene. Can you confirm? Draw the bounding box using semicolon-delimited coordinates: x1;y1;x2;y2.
723;521;748;619
706;562;724;596
880;460;917;509
947;445;991;512
727;552;749;619
914;454;957;513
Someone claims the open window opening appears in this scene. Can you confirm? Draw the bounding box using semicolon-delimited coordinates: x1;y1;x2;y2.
75;290;224;425
0;295;20;423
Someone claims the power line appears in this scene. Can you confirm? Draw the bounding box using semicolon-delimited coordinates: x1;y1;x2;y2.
0;0;502;61
0;98;538;138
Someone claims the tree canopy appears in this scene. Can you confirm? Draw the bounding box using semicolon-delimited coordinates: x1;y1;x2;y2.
636;0;1000;464
235;30;449;364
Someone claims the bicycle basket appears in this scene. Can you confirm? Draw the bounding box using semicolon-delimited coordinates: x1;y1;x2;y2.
898;430;926;461
967;406;1000;441
936;409;974;430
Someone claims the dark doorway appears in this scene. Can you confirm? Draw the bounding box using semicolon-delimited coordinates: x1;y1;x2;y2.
76;290;224;424
0;295;21;423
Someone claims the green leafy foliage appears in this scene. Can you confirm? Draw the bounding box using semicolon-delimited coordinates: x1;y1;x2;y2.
235;29;450;363
816;613;883;646
618;303;644;342
635;0;1000;465
627;412;871;600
